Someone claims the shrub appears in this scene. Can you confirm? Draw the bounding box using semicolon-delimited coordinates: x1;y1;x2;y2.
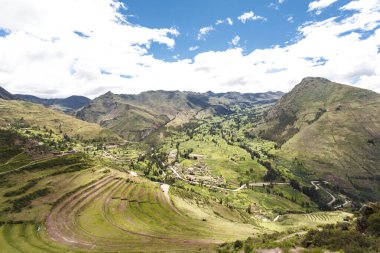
233;240;243;249
3;179;39;197
11;188;51;212
368;213;380;237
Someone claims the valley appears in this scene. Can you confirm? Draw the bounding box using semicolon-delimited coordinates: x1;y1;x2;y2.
0;78;379;252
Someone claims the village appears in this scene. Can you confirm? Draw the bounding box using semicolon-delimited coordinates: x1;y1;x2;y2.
167;149;226;188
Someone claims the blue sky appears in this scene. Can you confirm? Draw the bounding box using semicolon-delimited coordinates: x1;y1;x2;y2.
0;0;379;97
124;0;350;60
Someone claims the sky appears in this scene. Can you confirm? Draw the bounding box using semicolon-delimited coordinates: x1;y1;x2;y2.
0;0;379;98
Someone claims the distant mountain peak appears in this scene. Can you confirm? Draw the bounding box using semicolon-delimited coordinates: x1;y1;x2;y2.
300;77;331;85
302;76;330;82
0;86;14;100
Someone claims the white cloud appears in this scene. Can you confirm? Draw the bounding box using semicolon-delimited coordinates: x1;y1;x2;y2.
0;0;179;97
230;36;240;46
287;16;294;23
215;20;224;25
0;0;379;98
197;26;214;40
215;17;233;26
308;0;339;14
189;46;199;51
279;0;285;4
238;11;267;24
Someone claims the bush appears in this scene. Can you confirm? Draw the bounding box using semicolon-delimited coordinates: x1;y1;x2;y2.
368;213;380;237
50;163;90;176
3;179;39;197
11;188;51;212
21;154;85;172
233;240;243;249
302;225;378;253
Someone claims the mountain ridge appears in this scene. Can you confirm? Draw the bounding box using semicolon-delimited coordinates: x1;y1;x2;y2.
0;86;14;100
0;85;91;113
77;90;284;141
258;77;380;201
14;94;91;113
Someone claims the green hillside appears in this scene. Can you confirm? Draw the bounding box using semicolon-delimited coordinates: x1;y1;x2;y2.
0;99;121;142
259;77;380;201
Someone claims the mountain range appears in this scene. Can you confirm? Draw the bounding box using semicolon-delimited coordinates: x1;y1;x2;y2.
76;90;283;140
0;87;91;113
1;78;379;201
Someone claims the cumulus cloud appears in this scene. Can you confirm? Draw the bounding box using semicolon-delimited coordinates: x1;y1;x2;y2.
0;0;180;97
308;0;339;14
238;11;267;23
197;26;214;40
0;0;379;98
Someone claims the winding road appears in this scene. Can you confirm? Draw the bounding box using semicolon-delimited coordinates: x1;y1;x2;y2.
311;181;336;206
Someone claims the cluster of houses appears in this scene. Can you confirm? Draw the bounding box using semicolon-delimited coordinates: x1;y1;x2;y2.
174;162;225;186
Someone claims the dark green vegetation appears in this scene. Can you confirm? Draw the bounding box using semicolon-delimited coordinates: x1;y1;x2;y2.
0;78;379;252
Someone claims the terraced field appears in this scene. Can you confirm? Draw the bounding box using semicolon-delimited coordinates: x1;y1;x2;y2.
10;175;256;252
277;211;351;228
0;223;72;253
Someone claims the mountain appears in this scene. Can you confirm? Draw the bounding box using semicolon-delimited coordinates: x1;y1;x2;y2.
0;99;121;141
14;94;91;113
77;90;283;141
261;77;380;201
0;85;91;113
0;86;14;100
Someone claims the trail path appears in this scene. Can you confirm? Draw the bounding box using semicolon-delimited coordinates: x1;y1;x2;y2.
311;181;337;206
275;231;307;242
160;184;170;202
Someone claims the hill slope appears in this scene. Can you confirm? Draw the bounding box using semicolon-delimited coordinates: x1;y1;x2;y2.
77;90;283;141
0;86;14;100
262;77;380;201
0;99;121;141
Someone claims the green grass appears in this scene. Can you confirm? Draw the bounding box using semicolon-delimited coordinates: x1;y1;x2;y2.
0;223;76;253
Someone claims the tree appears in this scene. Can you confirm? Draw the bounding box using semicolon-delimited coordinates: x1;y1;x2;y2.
290;179;301;191
368;213;380;237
